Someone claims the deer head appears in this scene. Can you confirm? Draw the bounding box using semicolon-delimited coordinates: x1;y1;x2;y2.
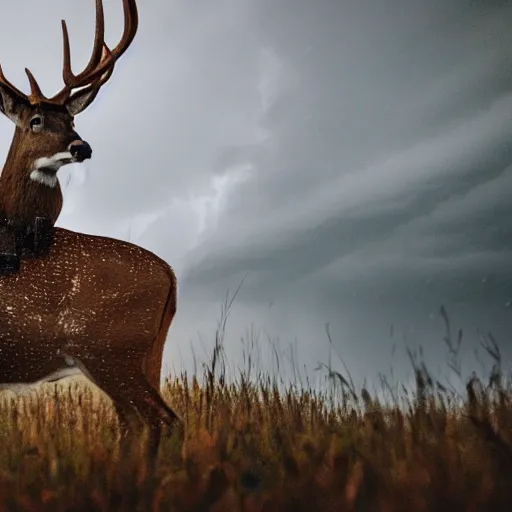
0;0;138;192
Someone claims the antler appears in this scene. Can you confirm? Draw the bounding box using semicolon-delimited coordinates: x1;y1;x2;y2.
0;64;30;103
0;0;138;106
51;0;138;104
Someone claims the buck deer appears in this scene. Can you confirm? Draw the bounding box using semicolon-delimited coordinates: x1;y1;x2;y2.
0;0;180;461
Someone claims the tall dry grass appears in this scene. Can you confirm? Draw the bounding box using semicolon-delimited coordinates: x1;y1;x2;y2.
0;302;511;511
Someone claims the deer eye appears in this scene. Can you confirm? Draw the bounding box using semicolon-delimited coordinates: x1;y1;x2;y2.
29;114;44;132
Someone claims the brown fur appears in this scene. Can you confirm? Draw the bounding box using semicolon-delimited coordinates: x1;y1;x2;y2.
0;227;179;456
0;114;177;393
0;121;180;456
0;106;71;226
0;0;178;461
143;262;178;387
0;128;180;456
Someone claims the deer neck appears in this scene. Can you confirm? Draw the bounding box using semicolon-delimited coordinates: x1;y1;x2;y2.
0;128;63;226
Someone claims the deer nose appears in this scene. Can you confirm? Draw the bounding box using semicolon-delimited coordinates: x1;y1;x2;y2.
68;140;92;162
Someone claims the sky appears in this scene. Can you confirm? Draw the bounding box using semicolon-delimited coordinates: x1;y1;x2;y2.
0;0;511;391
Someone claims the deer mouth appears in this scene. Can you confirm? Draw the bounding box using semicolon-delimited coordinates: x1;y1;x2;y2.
33;152;76;172
29;152;77;187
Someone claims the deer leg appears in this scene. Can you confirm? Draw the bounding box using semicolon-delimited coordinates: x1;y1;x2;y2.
110;400;145;461
77;358;180;465
0;226;19;275
109;367;180;462
126;372;181;462
70;358;142;439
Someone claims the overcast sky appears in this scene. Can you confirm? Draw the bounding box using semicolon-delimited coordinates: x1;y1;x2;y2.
1;0;511;390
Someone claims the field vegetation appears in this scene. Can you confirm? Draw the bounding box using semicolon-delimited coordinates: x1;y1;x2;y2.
0;303;511;511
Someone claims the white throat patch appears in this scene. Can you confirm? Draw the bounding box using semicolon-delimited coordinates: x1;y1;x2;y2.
30;170;59;188
30;151;75;188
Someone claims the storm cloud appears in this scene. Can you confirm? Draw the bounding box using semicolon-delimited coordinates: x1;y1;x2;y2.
0;0;511;388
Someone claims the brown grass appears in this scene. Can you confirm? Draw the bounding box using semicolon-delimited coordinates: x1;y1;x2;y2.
0;304;511;511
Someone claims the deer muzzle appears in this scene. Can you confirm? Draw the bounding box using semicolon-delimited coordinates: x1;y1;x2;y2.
68;139;92;162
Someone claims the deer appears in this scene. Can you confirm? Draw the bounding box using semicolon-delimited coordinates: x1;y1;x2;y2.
0;0;181;462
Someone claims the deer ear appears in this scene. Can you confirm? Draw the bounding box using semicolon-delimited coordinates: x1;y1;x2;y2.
0;84;27;125
66;86;102;116
65;63;114;116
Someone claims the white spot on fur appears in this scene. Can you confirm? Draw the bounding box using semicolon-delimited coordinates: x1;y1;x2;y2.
57;307;85;335
71;275;80;294
29;169;58;188
34;152;74;171
30;151;75;187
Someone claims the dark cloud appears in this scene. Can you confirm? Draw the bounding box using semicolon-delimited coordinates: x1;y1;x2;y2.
178;0;512;379
1;0;511;385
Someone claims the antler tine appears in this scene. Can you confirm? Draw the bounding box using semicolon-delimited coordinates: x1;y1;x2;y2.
116;0;139;59
78;0;106;77
50;0;137;104
25;68;47;103
61;0;105;87
91;45;116;86
67;0;138;86
0;63;29;102
51;44;114;105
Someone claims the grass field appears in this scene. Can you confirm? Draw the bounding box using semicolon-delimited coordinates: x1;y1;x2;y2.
0;308;511;511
